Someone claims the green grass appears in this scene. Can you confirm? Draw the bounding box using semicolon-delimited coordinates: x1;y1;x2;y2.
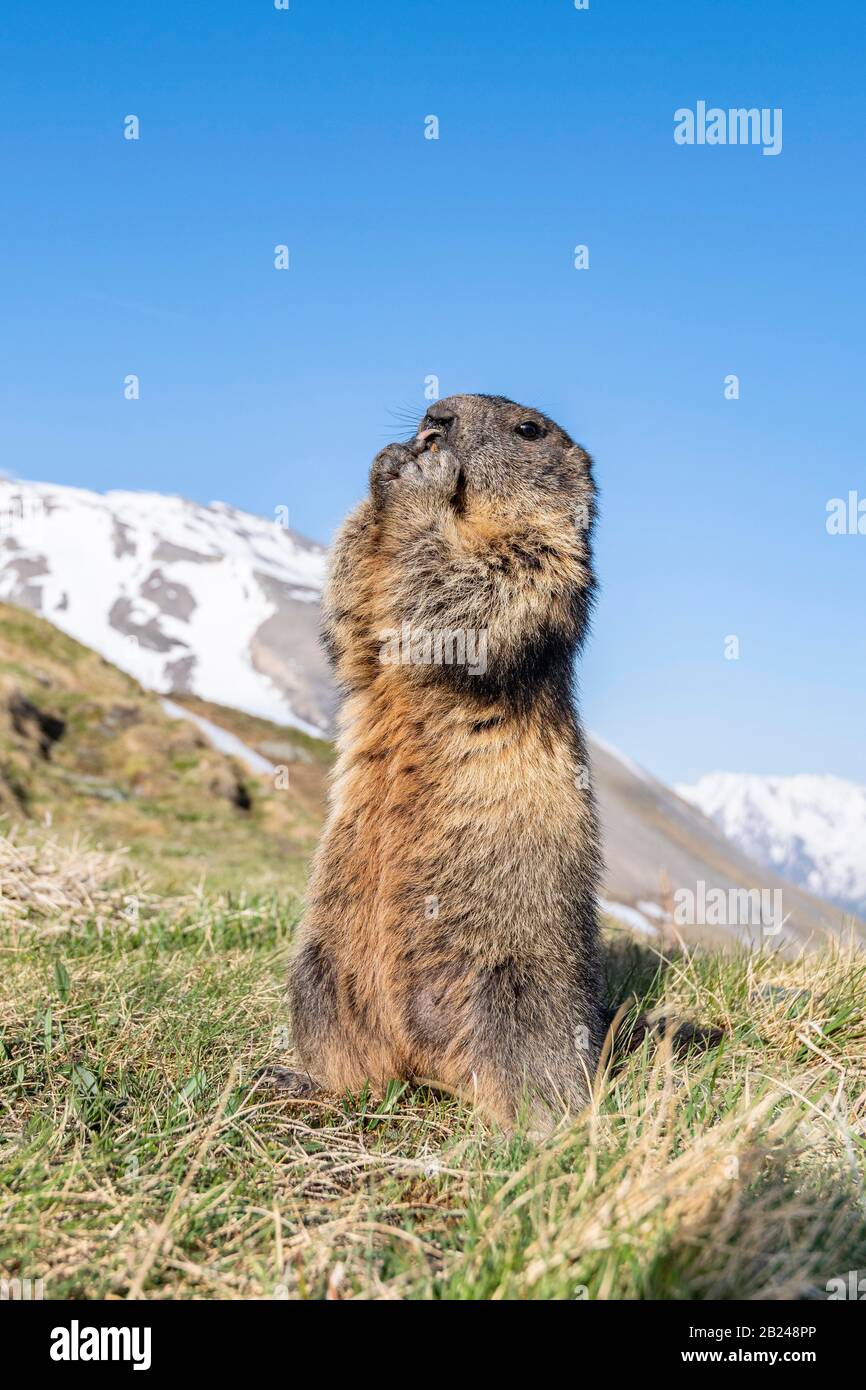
2;839;865;1301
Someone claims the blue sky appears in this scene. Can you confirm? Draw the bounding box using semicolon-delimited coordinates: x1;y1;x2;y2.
2;0;864;784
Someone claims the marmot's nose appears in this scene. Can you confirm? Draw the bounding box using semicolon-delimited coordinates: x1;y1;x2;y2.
426;406;456;431
415;426;443;448
414;408;456;453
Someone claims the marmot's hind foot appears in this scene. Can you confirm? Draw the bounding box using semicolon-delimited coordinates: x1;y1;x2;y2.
256;1066;320;1097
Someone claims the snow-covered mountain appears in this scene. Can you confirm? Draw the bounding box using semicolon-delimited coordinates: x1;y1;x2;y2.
0;480;333;735
676;772;866;919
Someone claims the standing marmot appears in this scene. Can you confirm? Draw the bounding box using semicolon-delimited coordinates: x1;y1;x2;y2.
282;394;602;1130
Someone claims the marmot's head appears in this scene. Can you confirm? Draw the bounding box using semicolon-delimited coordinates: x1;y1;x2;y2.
410;393;595;526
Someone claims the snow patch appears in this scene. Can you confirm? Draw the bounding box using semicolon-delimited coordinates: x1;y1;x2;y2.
676;772;866;918
600;898;658;937
161;699;276;776
637;899;667;920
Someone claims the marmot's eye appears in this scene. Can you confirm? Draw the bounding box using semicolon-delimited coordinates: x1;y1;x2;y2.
515;420;542;440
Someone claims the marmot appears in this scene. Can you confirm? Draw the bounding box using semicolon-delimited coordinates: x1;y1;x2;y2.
282;394;603;1131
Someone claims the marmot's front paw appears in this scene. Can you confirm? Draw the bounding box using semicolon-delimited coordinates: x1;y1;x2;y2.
370;443;461;509
370;443;413;508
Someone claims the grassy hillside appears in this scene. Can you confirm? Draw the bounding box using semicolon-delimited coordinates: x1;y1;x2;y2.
1;604;864;1300
0;603;330;896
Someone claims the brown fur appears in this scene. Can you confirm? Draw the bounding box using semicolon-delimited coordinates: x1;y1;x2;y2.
286;395;603;1130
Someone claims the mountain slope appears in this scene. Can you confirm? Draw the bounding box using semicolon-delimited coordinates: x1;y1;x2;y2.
0;603;326;894
676;772;866;919
0;479;332;735
592;738;861;948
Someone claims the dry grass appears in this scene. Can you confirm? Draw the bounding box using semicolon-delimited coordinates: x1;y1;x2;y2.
1;830;865;1301
0;826;152;936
